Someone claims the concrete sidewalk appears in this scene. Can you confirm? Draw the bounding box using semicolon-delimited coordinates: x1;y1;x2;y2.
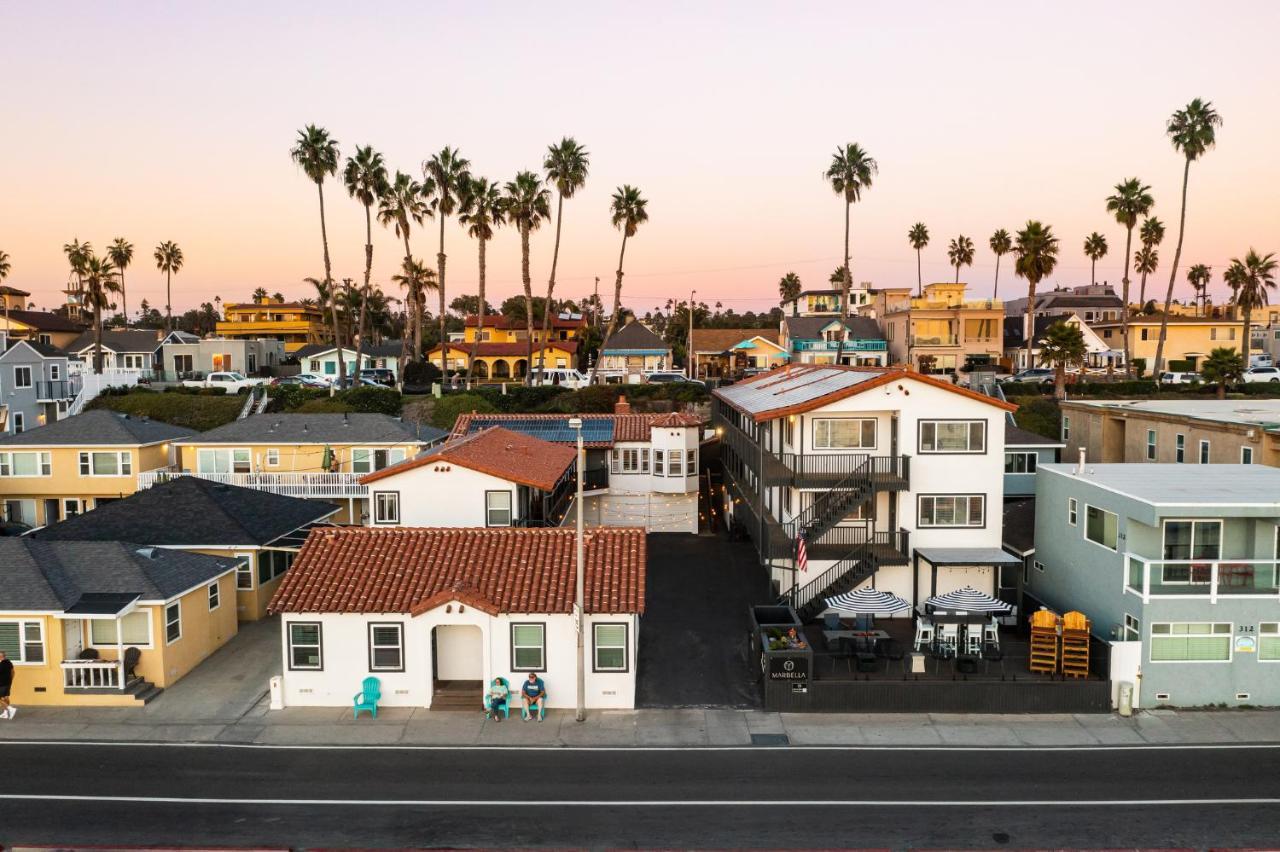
1;699;1278;747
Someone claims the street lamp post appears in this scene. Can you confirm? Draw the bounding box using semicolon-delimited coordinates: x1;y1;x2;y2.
686;288;696;379
569;416;586;722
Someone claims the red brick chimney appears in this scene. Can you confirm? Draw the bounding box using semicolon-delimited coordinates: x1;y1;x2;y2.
614;394;632;415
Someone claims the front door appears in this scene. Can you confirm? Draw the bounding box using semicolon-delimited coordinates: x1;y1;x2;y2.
63;620;83;659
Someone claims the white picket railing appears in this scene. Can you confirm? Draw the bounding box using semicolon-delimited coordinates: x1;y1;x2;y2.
138;469;369;498
62;659;123;689
68;368;146;417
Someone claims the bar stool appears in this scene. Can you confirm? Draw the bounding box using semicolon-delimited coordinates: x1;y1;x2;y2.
983;618;1000;648
913;619;935;651
964;625;983;656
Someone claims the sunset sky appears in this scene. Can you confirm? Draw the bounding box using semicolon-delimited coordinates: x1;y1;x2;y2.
3;1;1278;317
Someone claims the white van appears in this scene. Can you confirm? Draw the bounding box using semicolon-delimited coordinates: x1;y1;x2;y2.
1249;353;1274;368
528;367;589;389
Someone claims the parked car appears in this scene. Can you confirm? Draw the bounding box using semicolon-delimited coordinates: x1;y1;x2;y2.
333;376;383;389
528;367;589;389
272;375;329;389
1003;368;1055;384
295;372;333;386
644;371;706;387
1159;371;1201;385
358;368;397;387
1243;366;1280;383
181;372;268;394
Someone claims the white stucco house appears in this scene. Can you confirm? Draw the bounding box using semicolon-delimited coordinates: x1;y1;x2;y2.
268;526;646;711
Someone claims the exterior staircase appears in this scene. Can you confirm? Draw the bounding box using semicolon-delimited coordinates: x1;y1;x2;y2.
71;677;164;704
785;530;911;622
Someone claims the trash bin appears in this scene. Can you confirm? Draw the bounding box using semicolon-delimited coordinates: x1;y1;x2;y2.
269;675;284;710
1118;681;1134;717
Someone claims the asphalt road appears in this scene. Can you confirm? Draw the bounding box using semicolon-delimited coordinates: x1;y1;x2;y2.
2;741;1279;848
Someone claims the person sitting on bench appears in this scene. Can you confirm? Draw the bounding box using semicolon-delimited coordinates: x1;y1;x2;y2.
521;672;547;721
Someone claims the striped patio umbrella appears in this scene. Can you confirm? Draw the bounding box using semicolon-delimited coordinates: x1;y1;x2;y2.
924;586;1012;613
824;587;911;616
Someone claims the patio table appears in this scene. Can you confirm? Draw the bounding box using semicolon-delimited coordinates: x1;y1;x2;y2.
822;629;890;645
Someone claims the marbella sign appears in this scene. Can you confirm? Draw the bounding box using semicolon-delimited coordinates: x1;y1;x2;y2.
768;655;810;682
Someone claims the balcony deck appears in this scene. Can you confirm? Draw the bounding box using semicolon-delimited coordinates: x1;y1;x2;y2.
138;469;368;499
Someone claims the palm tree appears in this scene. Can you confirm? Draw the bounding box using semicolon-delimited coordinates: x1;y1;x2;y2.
591;185;650;385
1083;232;1108;286
539;138;590;375
778;272;802;311
63;239;92;321
824;143;877;365
423;147;471;377
82;253;120;374
947;235;974;283
989;229;1012;299
1105;178;1154;376
1014;221;1060;372
0;249;12;329
458;176;507;382
1134;246;1159;317
344;145;389;383
1187;263;1212;316
1038;320;1087;400
390;259;437;351
502;171;551;384
377;170;430;371
252;286;269;302
907;223;929;296
1200;346;1243;399
106;239;134;326
1153;99;1223;375
290;124;344;383
153;241;184;331
1138;217;1166;303
1226;249;1278;370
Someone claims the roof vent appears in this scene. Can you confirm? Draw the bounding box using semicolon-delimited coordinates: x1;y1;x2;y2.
136;547;158;560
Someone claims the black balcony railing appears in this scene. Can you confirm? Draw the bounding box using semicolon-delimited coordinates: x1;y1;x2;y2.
36;380;78;400
785;529;911;620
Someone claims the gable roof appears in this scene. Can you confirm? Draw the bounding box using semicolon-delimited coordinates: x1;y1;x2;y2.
0;539;237;612
180;412;427;446
292;341;404;360
159;331;202;345
783;315;885;341
602;322;668;352
268;527;647;616
713;365;1017;422
1001;498;1036;556
67;329;162;354
690;328;781;354
3;310;84;333
362;426;577;491
34;476;338;547
2;339;66;361
1006;425;1064;448
0;409;195;447
450;411;701;448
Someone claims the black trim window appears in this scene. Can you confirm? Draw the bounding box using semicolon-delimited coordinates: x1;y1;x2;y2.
288;622;323;670
374;491;400;524
918;495;984;527
368;623;404;672
813;418;876;450
207;581;220;611
257;550;293;585
1085;505;1118;550
164;602;182;644
592;623;628;672
1004;452;1037;473
486;490;512;527
919;420;986;453
511;623;545;671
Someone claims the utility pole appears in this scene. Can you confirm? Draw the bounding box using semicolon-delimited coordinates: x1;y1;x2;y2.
570;416;586;722
687;288;696;379
592;277;600;329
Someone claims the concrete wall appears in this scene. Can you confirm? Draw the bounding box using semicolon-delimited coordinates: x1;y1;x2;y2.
1061;404;1278;467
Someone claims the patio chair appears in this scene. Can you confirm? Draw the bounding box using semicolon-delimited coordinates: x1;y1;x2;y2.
123;647;142;681
913;620;935;652
823;612;841;631
854;614;874;632
879;638;905;662
484;677;512;719
830;637;856;673
855;651;879;674
353;676;381;719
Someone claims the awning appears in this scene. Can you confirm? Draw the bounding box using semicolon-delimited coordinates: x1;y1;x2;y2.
57;593;141;619
915;547;1023;567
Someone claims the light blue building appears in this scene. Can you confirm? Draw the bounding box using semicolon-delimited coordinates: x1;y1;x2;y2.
1003;425;1063;498
0;339;77;434
1030;462;1280;709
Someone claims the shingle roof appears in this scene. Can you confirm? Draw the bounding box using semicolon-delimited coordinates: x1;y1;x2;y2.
690;328;781;353
602;322;668;352
362;427;577;491
292;342;404;360
181;413;425;445
0;539;237;611
268;527;647;615
0;409;195;447
34;476;338;547
1006;425;1064;447
783;315;885;341
4;310;83;333
1002;498;1036;555
450;412;700;448
67;329;162;354
427;341;579;357
0;285;31;297
2;339;66;360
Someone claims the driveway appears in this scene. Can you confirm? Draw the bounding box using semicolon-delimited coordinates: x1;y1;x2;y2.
142;616;282;722
636;532;773;708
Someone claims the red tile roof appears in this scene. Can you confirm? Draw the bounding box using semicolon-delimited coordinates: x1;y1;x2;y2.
360;426;575;491
268;527;647;615
449;412;703;448
463;314;586;330
427;340;580;357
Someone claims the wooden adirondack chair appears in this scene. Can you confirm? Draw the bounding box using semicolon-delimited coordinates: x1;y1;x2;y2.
353;676;381;719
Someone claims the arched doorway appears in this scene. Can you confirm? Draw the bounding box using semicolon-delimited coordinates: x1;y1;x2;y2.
473;360;490;380
492;359;510;380
514;359;528;379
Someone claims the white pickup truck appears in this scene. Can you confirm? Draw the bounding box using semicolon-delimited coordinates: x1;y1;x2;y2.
181;372;268;394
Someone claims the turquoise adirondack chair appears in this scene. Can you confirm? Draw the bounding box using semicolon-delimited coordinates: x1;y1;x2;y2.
353;676;381;719
484;677;512;719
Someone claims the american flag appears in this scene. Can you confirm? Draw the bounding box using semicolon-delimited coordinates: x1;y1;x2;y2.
796;533;808;573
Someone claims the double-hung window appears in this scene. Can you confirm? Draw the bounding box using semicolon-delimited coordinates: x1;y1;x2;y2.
0;620;44;663
266;449;280;467
79;451;132;477
593;623;628;672
813;418;876;450
197;448;251;474
1146;430;1157;461
288;623;323;670
164;602;182;644
666;450;683;477
1068;498;1078;526
1242;446;1254;464
486;491;512;527
1061;416;1070;441
374;492;400;524
1150;622;1231;662
918;495;984;527
368;623;404;672
919;420;985;453
12;366;31;389
1004;452;1038;473
1175;433;1186;463
207;582;220;611
511;623;545;671
1123;613;1141;641
1085;505;1118;550
0;452;51;477
235;558;254;590
610;448;648;474
1198;440;1210;464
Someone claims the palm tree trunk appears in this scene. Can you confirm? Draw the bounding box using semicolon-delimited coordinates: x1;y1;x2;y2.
1138;270;1148;306
521;224;534;386
916;248;922;300
993;254;1001;300
1023;277;1037;373
399;234;414;380
1154;157;1192;376
467;237;487;384
120;270;127;329
1091;258;1096;288
1241;304;1253;371
316;183;344;386
954;264;959;284
165;270;172;333
1120;226;1134;377
355;205;374;382
1055;364;1065;400
590;234;629;385
538;193;566;379
93;296;104;376
835;201;850;367
437;215;448;379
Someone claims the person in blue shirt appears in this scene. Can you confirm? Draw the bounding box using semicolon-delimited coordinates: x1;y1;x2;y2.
520;672;547;721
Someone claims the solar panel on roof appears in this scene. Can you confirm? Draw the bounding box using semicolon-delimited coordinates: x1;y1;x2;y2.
465;417;615;444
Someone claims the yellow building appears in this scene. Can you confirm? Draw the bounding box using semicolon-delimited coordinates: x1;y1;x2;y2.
879;282;1004;373
1091;315;1248;371
216;297;328;353
164;412;443;525
428;312;587;378
37;475;340;622
0;409;193;528
0;540;238;706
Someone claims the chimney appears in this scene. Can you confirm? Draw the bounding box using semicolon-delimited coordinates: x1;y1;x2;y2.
1075;446;1086;475
614;394;631;415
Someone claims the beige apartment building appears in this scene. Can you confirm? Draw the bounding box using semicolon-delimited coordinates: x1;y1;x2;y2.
875;282;1004;373
1060;399;1280;468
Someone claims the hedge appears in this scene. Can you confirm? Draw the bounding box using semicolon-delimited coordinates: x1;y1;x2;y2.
87;389;244;431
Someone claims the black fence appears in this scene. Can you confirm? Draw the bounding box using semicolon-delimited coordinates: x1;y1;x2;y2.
764;678;1112;713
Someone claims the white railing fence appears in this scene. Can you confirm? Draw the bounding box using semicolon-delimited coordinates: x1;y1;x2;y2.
1124;554;1280;604
68;368;145;417
62;659;123;689
138;469;369;499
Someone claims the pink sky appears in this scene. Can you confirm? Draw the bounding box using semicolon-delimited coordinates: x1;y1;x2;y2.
3;2;1278;316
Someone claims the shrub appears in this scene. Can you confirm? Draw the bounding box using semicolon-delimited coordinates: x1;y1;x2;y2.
430;392;496;430
1167;359;1192;372
472;385;569;413
336;386;403;416
266;385;327;413
87;389;243;431
403;360;441;386
1011;397;1061;441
